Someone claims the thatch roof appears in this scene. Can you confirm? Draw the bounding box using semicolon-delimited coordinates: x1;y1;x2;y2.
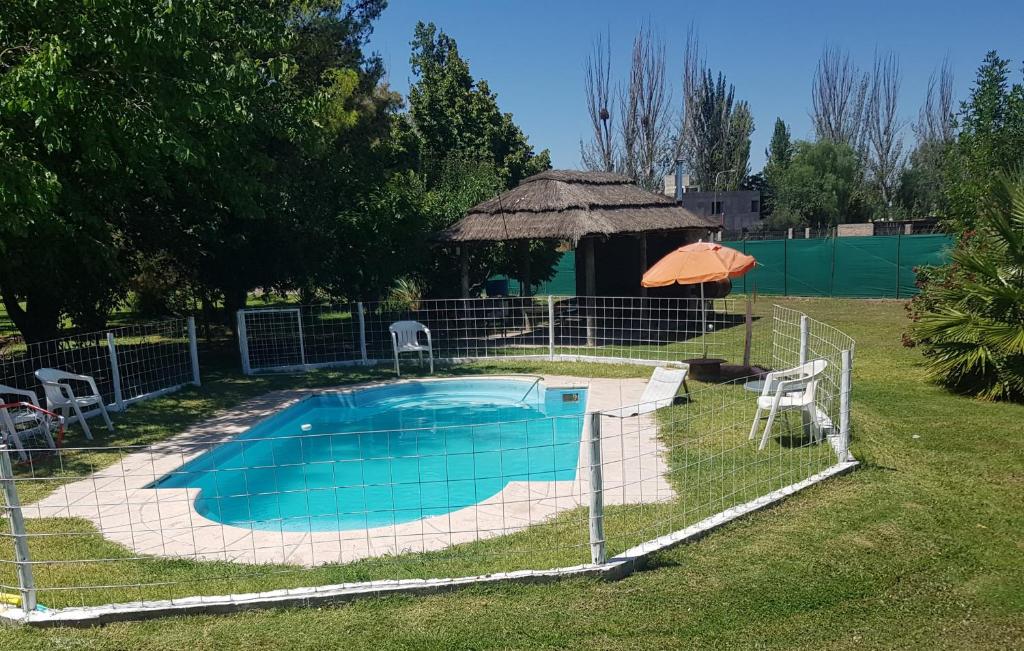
437;169;718;243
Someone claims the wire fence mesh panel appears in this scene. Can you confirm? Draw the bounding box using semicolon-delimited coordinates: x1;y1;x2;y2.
4;411;596;608
241;308;307;371
240;296;753;372
551;296;742;363
598;377;840;556
362;297;553;362
109;319;194;404
0;331;116;405
1;302;854;622
0;318;197;410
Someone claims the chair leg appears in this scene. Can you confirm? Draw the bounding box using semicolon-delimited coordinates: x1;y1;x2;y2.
71;402;94;440
804;405;821;443
98;402;114;432
394;351;400;377
40;422;56;450
748;406;762;440
428;350;434;374
758;407;779;450
7;433;28;461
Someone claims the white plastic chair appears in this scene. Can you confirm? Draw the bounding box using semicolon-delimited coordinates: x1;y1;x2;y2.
749;359;827;450
0;385;57;460
34;368;114;440
605;367;690;418
389;321;433;376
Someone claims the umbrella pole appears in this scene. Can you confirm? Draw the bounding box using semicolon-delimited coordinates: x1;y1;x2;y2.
701;282;707;358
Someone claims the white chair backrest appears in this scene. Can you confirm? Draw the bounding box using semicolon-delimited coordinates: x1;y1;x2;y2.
35;368;76;404
795;359;827;403
639;367;687;409
0;384;40;408
389;321;427;348
35;368;77;384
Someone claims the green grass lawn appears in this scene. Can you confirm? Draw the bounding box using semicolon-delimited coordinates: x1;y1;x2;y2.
2;297;1023;648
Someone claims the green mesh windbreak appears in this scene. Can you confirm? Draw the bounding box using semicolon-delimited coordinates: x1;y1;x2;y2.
832;236;901;297
785;239;834;296
493;235;953;298
492;250;577;296
895;234;954;298
721;234;952;297
743;240;787;295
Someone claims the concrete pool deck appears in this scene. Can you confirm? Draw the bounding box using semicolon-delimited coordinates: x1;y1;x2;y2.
24;375;674;567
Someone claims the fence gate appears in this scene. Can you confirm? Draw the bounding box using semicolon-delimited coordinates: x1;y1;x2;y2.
238;308;305;373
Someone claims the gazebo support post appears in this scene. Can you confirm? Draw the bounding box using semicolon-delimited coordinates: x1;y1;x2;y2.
638;233;648;297
460;246;470;299
582;237;596;347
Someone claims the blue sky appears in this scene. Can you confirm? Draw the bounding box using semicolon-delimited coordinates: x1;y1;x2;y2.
368;0;1023;172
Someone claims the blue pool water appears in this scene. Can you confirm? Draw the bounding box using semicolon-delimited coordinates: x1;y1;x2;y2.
154;379;587;532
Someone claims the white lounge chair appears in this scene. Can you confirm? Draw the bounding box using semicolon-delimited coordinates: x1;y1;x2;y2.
605;366;690;418
0;385;57;460
749;359;827;450
34;368;114;440
389;321;433;376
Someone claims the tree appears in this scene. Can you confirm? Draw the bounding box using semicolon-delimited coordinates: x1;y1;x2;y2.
864;51;905;213
761;118;793;217
676;29;754;191
811;45;868;150
0;1;297;340
407;22;550;188
580;32;615;173
943;52;1024;231
0;1;398;340
898;59;955;216
906;172;1024;402
772;140;868;227
400;22;554;296
617;25;673;190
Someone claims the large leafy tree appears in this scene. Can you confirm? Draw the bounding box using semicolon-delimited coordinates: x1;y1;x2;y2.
406;22;550;188
943;52;1024;231
906;172;1024;401
771;140;868;227
0;1;292;340
0;1;394;339
397;22;555;296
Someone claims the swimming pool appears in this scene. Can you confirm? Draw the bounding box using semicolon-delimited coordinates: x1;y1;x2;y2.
154;378;588;532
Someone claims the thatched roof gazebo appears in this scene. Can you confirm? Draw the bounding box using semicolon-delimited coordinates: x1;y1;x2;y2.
438;169;718;297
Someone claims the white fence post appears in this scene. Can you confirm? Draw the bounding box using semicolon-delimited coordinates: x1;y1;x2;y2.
799;315;809;365
547;295;555;361
587;412;606;565
357;302;368;364
187;316;201;387
0;445;36;613
106;332;125;412
839;349;852;461
236;310;252;376
295;309;307;367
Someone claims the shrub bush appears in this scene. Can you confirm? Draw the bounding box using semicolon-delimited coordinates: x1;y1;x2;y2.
906;173;1024;401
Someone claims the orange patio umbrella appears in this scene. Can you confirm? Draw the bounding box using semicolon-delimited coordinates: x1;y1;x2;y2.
641;240;756;287
642;240;757;357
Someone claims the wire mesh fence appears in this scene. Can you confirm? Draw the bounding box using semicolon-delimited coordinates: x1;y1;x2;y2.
0;302;854;623
0;318;199;412
239;296;748;373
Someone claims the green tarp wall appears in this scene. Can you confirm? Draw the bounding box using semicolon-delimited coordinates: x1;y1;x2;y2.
496;250;577;296
720;234;953;298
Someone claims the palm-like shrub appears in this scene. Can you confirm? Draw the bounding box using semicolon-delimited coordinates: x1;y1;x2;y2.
906;173;1024;401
